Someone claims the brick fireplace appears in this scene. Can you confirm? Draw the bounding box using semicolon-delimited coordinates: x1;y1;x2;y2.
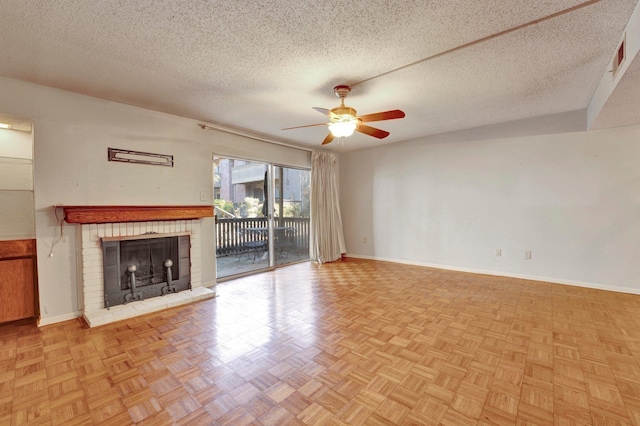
64;206;216;327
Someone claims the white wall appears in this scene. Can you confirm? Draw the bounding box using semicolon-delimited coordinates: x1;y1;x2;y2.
0;76;311;324
340;122;640;294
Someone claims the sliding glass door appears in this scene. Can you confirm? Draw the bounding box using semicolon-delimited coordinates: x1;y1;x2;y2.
214;156;310;279
273;165;310;266
214;156;269;278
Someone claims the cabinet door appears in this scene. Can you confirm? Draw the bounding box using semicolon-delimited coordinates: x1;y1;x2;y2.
0;258;35;322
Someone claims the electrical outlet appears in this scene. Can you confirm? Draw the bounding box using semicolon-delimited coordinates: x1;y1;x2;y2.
496;249;502;257
525;250;532;259
200;191;207;201
362;237;367;244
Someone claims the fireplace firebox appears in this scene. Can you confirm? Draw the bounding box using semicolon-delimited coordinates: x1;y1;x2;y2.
102;234;191;308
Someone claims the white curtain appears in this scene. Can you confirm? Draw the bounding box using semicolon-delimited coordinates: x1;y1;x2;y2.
310;151;346;263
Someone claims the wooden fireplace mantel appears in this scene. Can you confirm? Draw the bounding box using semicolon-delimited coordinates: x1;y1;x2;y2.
63;205;214;224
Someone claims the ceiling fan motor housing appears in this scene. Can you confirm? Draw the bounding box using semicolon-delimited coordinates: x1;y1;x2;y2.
331;106;358;119
332;86;357;119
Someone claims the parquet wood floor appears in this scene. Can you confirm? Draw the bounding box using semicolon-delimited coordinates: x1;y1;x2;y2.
2;258;640;425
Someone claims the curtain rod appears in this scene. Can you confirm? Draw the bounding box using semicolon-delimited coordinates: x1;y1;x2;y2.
198;123;315;153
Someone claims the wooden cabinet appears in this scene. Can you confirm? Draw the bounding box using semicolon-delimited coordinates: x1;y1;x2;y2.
0;239;38;323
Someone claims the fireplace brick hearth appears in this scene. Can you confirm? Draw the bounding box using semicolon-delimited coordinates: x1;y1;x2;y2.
77;219;214;327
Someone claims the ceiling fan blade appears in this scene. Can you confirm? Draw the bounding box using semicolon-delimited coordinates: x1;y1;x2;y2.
313;107;338;119
357;109;405;123
321;133;335;145
282;123;328;130
356;124;390;139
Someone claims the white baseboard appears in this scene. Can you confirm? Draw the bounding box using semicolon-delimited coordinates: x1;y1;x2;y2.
346;254;640;296
38;311;81;327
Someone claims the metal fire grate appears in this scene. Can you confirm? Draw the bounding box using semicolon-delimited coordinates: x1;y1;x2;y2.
102;234;191;308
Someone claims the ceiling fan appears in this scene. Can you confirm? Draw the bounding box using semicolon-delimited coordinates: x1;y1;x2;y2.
282;85;405;145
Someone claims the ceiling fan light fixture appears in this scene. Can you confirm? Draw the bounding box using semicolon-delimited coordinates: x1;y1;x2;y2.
282;84;405;145
328;121;357;137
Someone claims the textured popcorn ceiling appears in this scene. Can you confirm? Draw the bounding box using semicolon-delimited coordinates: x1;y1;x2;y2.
0;0;638;151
